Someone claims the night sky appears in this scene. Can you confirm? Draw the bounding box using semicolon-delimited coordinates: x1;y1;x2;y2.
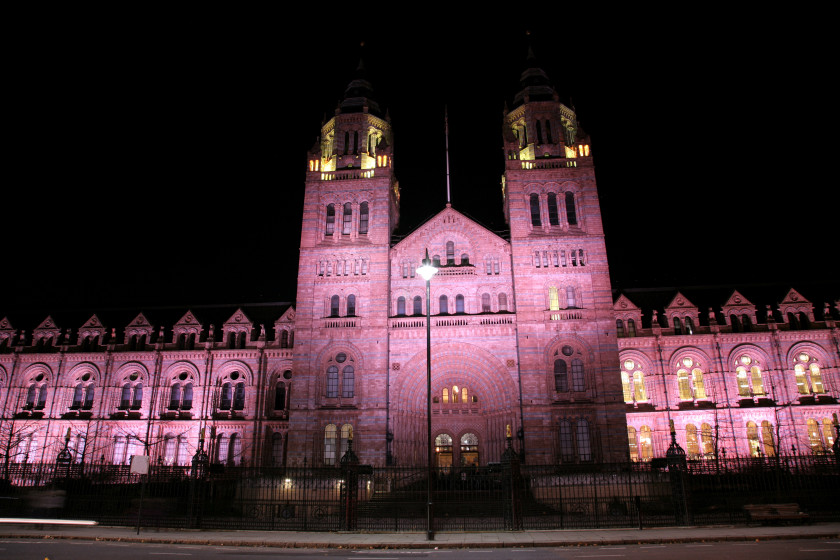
4;10;836;317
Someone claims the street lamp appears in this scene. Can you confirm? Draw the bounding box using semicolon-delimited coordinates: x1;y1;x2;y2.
416;248;437;541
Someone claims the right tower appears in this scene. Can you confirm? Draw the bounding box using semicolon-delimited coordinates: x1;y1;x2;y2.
503;48;628;463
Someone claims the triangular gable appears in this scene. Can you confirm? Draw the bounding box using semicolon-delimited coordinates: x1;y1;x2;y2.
779;288;810;307
223;309;253;334
663;292;700;330
778;288;814;324
172;310;204;342
614;294;639;312
391;205;509;257
276;306;295;324
721;291;758;329
127;313;152;329
33;316;62;344
78;314;106;339
665;292;697;312
722;290;753;309
0;317;15;346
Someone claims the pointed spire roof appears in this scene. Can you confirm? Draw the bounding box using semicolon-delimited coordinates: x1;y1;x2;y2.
338;43;383;116
512;37;558;108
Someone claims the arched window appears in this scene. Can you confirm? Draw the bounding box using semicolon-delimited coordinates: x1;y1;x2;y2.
455;294;465;314
545;120;553;143
548;286;560;311
621;371;632;402
330;295;340;317
274;382;286;411
342;202;352;235
565;192;577;225
554;359;568;392
397;296;406;316
460;253;469;265
807;419;824;454
481;293;491;312
571;359;585;391
358;202;369;235
326;366;339;398
169;383;181;409
460;433;479;467
677;358;706;400
339;424;353;459
342;366;355;398
558;420;574;462
576;419;592;461
220;382;232;410
736;355;765;397
547;192;559;225
347;294;356;316
701;423;715;458
413;296;423;315
673;317;683;335
822;418;836;449
627;427;638;462
233;382;245;410
621;359;647;402
439;295;449;314
741;314;752;332
616;319;625;338
325;204;335;235
794;353;824;395
529;194;541;226
761;421;776;457
324;424;337;465
746;421;761;457
685;317;695;335
640;426;653;461
271;432;284;466
627;319;636;337
578;249;585;266
446;241;455;265
566;286;577;308
498;293;508;312
686;424;699;459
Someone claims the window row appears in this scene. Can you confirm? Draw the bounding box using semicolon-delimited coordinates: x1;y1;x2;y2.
432;385;478;405
547;286;579;310
534;249;585;268
317;258;369;277
529;192;577;227
615;319;638;338
327;294;357;317
325;202;369;236
619;353;828;406
395;293;510;316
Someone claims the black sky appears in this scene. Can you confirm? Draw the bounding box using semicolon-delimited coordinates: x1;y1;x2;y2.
4;9;837;316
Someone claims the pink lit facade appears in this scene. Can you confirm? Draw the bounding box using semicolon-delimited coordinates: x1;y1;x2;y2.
1;56;838;471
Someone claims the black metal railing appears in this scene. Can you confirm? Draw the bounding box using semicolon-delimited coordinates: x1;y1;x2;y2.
1;455;837;531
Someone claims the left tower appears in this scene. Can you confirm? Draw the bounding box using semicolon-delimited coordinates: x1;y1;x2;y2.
287;59;398;466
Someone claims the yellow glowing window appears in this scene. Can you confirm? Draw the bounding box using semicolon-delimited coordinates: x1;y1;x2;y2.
810;364;824;393
750;366;765;395
621;371;632;403
747;421;760;457
795;364;809;394
736;367;750;397
633;371;647;401
677;370;692;400
442;388;449;403
548;287;560;311
692;368;706;399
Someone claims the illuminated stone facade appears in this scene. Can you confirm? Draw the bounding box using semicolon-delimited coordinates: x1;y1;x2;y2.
1;55;838;471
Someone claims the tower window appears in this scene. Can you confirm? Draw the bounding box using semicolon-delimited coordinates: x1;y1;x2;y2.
359;202;369;234
565;192;577;225
547;193;559;225
446;241;455;265
325;204;335;235
529;194;541;226
342;203;352;235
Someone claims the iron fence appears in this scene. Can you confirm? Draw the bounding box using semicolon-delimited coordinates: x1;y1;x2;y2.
1;455;837;532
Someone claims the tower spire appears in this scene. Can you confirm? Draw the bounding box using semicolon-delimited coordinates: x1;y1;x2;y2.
445;106;451;206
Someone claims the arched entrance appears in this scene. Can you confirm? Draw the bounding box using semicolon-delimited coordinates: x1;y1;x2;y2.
460;433;479;467
435;434;453;470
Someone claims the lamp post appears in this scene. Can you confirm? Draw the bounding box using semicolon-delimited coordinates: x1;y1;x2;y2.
416;249;438;541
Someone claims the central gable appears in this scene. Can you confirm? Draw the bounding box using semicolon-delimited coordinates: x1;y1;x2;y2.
391;205;509;268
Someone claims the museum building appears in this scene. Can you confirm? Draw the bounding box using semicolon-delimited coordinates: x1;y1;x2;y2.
1;51;838;471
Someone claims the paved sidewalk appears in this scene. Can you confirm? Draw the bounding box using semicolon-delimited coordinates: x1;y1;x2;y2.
1;521;839;549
